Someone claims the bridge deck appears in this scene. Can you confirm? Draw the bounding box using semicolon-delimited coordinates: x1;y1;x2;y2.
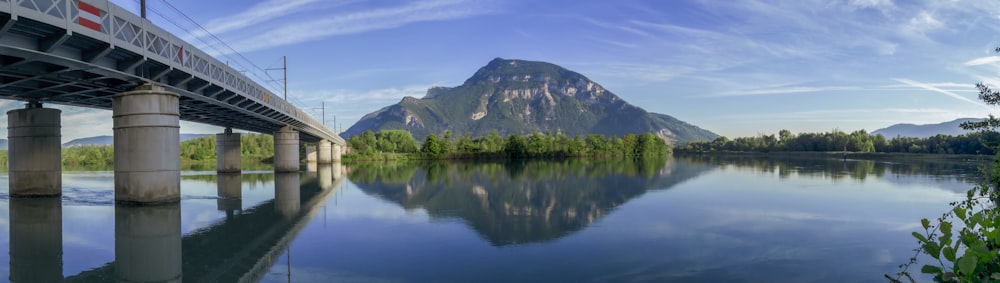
0;0;342;144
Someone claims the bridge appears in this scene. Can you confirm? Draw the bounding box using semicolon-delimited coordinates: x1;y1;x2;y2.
0;0;346;203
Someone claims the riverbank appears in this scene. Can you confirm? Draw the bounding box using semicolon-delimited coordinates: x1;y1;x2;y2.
674;150;990;162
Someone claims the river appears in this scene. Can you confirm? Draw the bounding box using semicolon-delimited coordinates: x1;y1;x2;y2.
0;155;987;282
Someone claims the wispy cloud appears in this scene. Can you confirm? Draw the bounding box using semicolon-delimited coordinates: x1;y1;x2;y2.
194;0;325;38
712;86;860;97
881;82;974;89
901;11;944;38
964;56;1000;66
582;18;656;39
707;108;984;126
319;85;434;104
879;82;976;93
292;85;439;125
847;0;895;12
893;78;988;109
593;63;698;83
218;0;494;54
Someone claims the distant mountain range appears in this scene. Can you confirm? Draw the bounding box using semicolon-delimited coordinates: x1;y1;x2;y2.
342;58;718;144
872;118;981;138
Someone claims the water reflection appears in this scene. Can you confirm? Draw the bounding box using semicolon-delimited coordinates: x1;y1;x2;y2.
275;173;301;217
319;164;332;190
64;168;345;282
678;154;986;191
9;197;62;283
217;172;242;216
115;203;182;283
349;158;711;245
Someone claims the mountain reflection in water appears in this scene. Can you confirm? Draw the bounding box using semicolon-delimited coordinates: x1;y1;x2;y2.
350;158;712;246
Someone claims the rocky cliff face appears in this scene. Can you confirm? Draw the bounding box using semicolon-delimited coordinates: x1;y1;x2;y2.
343;58;718;144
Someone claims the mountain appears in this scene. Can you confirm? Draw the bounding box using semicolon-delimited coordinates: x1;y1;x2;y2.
343;58;718;144
62;135;113;147
872;118;981;138
62;134;212;147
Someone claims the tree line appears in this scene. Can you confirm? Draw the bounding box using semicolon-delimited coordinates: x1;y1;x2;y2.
346;129;670;160
0;133;279;169
674;129;999;155
177;133;276;163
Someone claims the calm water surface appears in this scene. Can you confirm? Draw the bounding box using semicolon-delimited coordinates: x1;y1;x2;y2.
0;155;986;282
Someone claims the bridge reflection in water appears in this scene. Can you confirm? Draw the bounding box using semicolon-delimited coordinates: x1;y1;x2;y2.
9;197;63;282
6;164;346;282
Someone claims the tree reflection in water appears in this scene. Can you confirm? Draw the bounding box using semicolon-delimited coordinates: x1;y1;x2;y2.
349;158;712;245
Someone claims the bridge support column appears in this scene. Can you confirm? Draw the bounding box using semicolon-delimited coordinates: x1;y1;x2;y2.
273;126;299;173
216;129;241;173
318;140;332;164
305;144;317;163
115;204;181;283
113;84;180;204
9;197;62;282
332;144;342;162
7;102;61;196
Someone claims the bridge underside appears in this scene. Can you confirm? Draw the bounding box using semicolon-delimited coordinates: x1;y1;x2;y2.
0;13;329;143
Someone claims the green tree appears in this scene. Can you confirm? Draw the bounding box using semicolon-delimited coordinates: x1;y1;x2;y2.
504;134;528;158
420;134;446;158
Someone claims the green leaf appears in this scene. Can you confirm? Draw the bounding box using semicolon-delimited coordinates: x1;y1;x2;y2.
943;246;956;262
957;255;977;275
922;218;931;230
955;207;967;221
921;264;942;274
923;242;941;259
971;213;985;228
912;232;928;243
940;221;952;235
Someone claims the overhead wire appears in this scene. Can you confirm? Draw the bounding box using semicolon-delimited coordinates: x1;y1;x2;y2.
128;0;325;122
137;0;287;95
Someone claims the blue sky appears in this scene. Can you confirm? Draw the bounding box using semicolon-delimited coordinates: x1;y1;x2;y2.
10;0;1000;142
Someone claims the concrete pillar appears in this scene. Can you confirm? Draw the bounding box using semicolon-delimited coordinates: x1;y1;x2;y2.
115;203;181;283
7;102;61;196
112;84;180;204
332;144;342;162
274;172;300;218
273;126;299;173
217;172;242;217
216;129;241;173
9;197;62;282
306;161;317;172
305;144;317;163
318;164;332;190
318;140;332;164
